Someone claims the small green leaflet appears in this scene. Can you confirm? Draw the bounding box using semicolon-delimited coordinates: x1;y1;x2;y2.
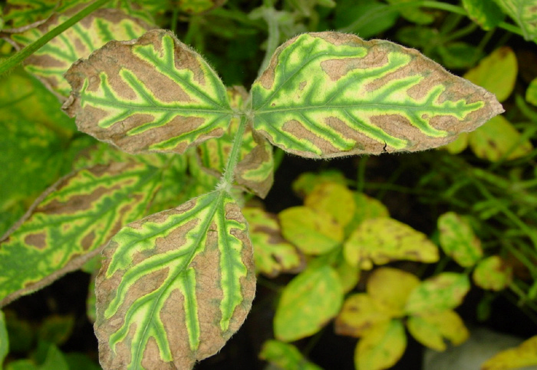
0;160;164;306
462;0;505;31
95;191;255;369
260;340;322;370
251;32;502;158
0;310;7;367
64;29;234;155
10;8;151;98
492;0;537;41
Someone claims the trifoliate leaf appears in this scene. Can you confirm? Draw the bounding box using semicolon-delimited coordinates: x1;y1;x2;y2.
96;191;255;369
335;294;391;338
367;267;420;317
274;265;343;342
259;340;322;370
64;29;234;155
527;78;537;106
473;255;513;291
438;212;483;267
407;310;469;351
464;47;518;103
279;206;344;255
251;32;501;159
355;319;407;370
305;182;355;227
10;8;151;99
462;0;505;30
405;273;470;315
344;218;439;270
0;160;165;306
492;0;537;41
468;115;533;161
481;335;537;370
242;207;303;277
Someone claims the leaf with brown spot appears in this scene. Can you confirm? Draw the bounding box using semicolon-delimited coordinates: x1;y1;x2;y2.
438;212;483;267
251;32;503;159
473;255;513;291
63;29;234;155
95;191;255;369
335;293;391;338
407;310;469;351
0;159;167;307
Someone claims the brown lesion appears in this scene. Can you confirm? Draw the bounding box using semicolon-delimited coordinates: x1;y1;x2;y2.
281;119;339;158
23;232;47;250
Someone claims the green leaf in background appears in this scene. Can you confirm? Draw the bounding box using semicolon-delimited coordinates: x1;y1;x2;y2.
6;340;69;370
464;47;518;103
37;315;74;346
438;212;483;267
334;0;399;39
462;0;505;30
468;115;533;162
251;32;502;158
481;335;537;370
367;267;420;317
64;29;233;154
436;42;482;70
335;293;391;338
0;159;165;306
387;0;435;24
178;0;226;14
0;310;8;367
405;273;470;315
274;265;343;342
304;182;355;227
334;254;360;293
10;8;151;98
344;192;389;237
344;218;439;270
279;206;344;255
291;170;348;198
1;0;58;29
407;310;469;351
355;319;407;370
242;207;303;277
526;78;537;106
259;340;322;370
473;255;513;291
95;191;255;369
492;0;537;41
3;311;34;354
444;132;468;155
64;352;101;370
87;275;96;323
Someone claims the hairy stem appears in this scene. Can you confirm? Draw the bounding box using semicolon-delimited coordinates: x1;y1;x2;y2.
219;115;248;191
0;0;111;77
257;7;280;77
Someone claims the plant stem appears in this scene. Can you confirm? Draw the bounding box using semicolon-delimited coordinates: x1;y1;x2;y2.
171;7;179;33
220;115;248;190
257;7;280;77
0;0;111;77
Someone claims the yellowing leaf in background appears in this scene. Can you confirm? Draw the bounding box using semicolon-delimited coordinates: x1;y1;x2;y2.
292;170;349;198
259;340;322;370
438;212;483;267
407;310;469;351
305;182;355;228
527;78;537;106
344;192;390;237
473;255;513;291
274;265;343;342
355;319;407;370
335;294;391;338
344;218;438;270
464;47;517;103
367;267;420;317
405;273;470;315
482;335;537;370
279;206;344;255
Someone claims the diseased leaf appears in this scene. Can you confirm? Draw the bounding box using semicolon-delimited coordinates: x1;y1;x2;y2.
527;78;537;106
242;207;303;277
468;115;533;161
335;294;391;338
462;0;505;30
305;182;355;227
0;310;8;367
196;87;274;198
251;32;502;159
344;218;439;270
481;335;537;370
405;273;470;315
2;0;58;29
259;340;322;370
274;265;343;342
344;192;389;237
387;0;435;24
464;47;518;103
492;0;537;41
473;255;513;291
292;170;348;198
0;160;165;306
10;8;151;99
355;319;406;370
64;29;234;155
407;310;469;351
367;267;420;317
438;212;483;267
95;191;255;369
279;206;344;255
